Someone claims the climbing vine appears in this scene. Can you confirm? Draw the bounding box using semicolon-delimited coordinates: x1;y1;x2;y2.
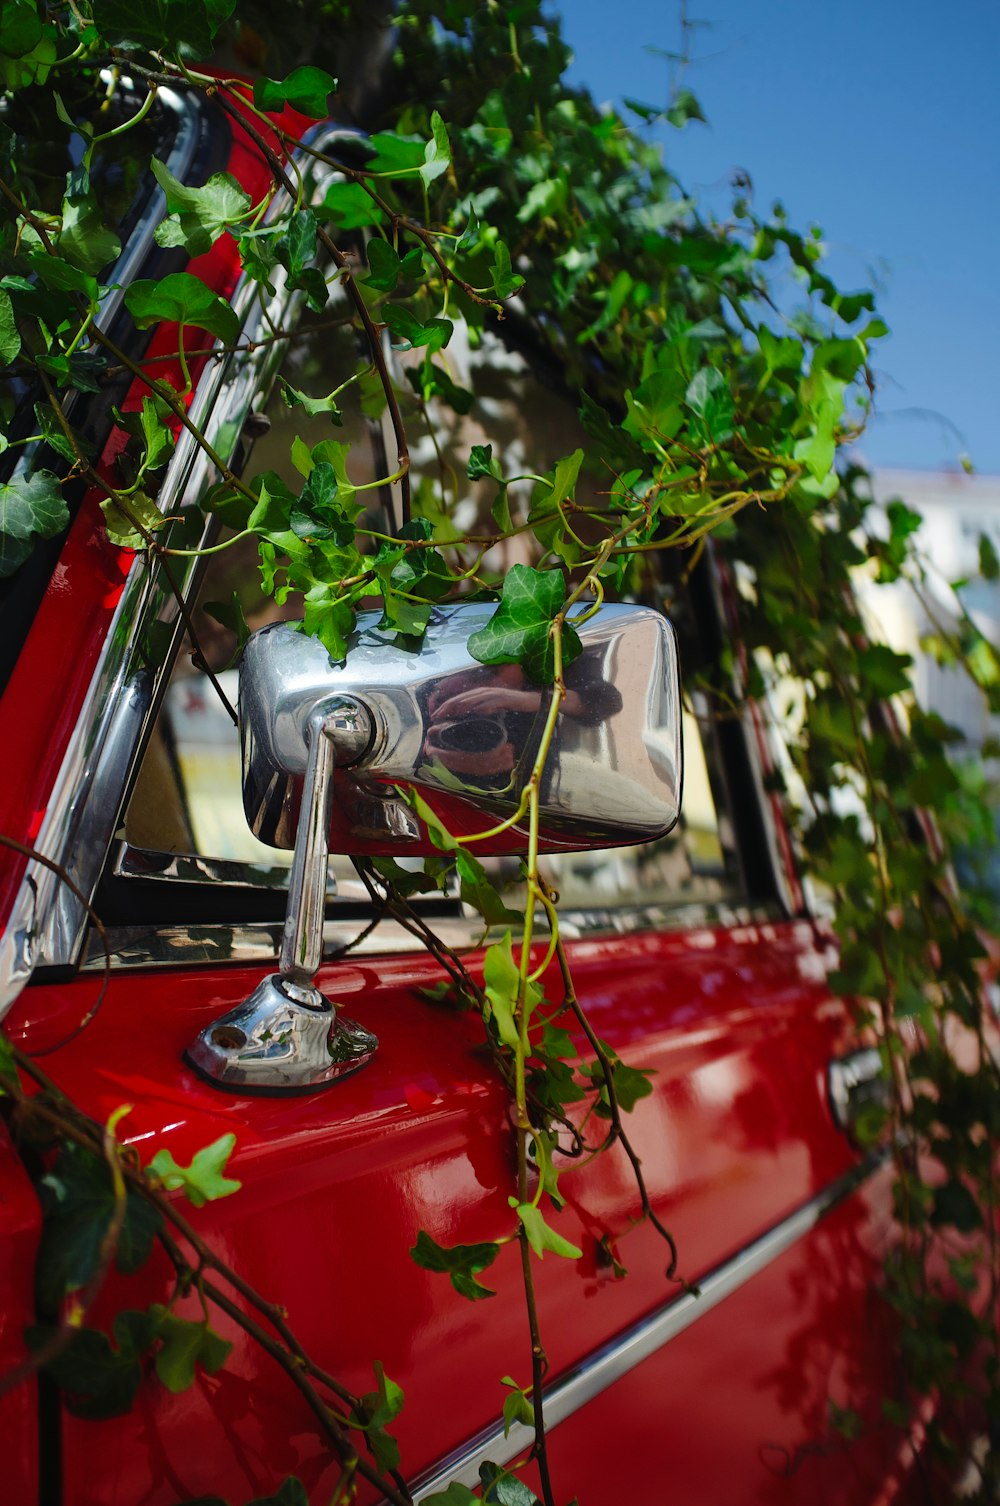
0;2;998;1503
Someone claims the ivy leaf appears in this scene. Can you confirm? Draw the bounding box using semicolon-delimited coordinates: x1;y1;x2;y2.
58;189;121;275
666;88;706;129
419;110;451;187
203;593;249;663
466;563;582;684
514;1202;582;1261
685;366;735;443
479;1461;542;1505
148;1306;232;1393
124;273;239;345
930;1178;982;1234
349;1361;404;1474
35;349;107;393
422;1487;478;1506
979;532;1000;581
0;287;19;365
468;444;503;482
409;1229;500;1301
0;469;68;577
500;1377;534;1438
90;0;236;57
490;240;524;300
279;379;343;423
27;1311;156;1419
35;1143;162;1308
247;1483;309;1506
483;931;521;1049
363;238;421;292
383;304;453;353
456;850;520;928
100;490;164;550
302;584;355;661
253;66;338;119
152;158;251;256
147;1133;241;1209
321;181;384;230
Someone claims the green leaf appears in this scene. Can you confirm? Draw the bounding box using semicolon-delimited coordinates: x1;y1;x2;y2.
124;273;239;345
666;88;706;129
514;1202;582;1261
410;1229;500;1301
35;1144;162;1308
468;444;503;482
490;240;524;300
147;1133;240;1209
422;1487;478;1506
479;1460;542;1505
253;66;338;119
483;931;521;1048
685;366;735;443
500;1377;534;1437
151;158;251;256
383;304;453;353
100;490;163;550
930;1178;981;1234
27;1312;154;1419
856;644;912;698
203;593;249;661
247;1480;309;1506
466;563;582;684
1;1;43;57
456;850;521;928
279;379;343;423
321;181;384;230
149;1307;232;1393
0;286;19;365
0;469;68;576
90;0;236;57
979;532;1000;581
419;110;451;187
58;190;121;275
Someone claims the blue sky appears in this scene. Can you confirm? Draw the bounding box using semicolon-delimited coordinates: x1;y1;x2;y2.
555;0;999;476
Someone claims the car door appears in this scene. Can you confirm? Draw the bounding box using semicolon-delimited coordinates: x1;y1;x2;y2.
0;105;919;1506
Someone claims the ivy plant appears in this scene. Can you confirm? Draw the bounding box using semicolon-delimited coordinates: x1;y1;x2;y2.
0;2;998;1504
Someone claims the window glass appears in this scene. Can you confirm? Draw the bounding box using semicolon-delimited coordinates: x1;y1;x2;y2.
124;310;748;915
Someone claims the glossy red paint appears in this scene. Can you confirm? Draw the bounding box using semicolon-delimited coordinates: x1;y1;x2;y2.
0;94;310;921
0;1121;42;1505
3;917;900;1504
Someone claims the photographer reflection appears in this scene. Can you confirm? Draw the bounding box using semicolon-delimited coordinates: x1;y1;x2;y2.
420;650;623;796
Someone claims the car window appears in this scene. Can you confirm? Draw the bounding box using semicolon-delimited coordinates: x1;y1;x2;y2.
120;308;751;919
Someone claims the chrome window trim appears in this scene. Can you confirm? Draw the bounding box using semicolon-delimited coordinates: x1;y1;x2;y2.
410;1152;888;1502
76;900;787;972
0;123;355;1015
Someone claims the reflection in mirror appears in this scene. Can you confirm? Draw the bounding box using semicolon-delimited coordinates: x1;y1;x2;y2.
240;601;682;859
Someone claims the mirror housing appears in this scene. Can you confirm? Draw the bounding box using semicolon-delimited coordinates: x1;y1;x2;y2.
186;601;682;1093
240;602;682;857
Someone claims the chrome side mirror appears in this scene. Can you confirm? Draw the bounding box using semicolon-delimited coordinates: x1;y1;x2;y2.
187;602;682;1092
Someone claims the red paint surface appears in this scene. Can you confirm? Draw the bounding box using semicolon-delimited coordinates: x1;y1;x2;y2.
0;93;310;921
3;919;916;1504
0;1121;42;1504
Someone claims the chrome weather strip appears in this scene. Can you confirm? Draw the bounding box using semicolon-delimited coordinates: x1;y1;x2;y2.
0;124;353;1014
76;902;789;973
409;1152;889;1502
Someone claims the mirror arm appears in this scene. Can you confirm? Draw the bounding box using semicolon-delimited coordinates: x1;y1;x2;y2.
184;697;379;1093
280;699;372;989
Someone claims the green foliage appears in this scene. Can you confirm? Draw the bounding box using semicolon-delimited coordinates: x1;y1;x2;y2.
2;1;998;1499
147;1132;241;1207
410;1228;501;1300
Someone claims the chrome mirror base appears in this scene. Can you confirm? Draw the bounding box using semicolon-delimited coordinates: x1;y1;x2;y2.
185;974;378;1093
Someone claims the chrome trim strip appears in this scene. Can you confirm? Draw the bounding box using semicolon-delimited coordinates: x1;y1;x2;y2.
410;1153;888;1501
76;901;786;972
0;125;351;1012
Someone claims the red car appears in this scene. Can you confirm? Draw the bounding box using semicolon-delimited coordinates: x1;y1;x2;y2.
0;76;916;1506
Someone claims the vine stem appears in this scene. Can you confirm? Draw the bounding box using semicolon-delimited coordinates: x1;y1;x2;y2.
3;1056;415;1506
